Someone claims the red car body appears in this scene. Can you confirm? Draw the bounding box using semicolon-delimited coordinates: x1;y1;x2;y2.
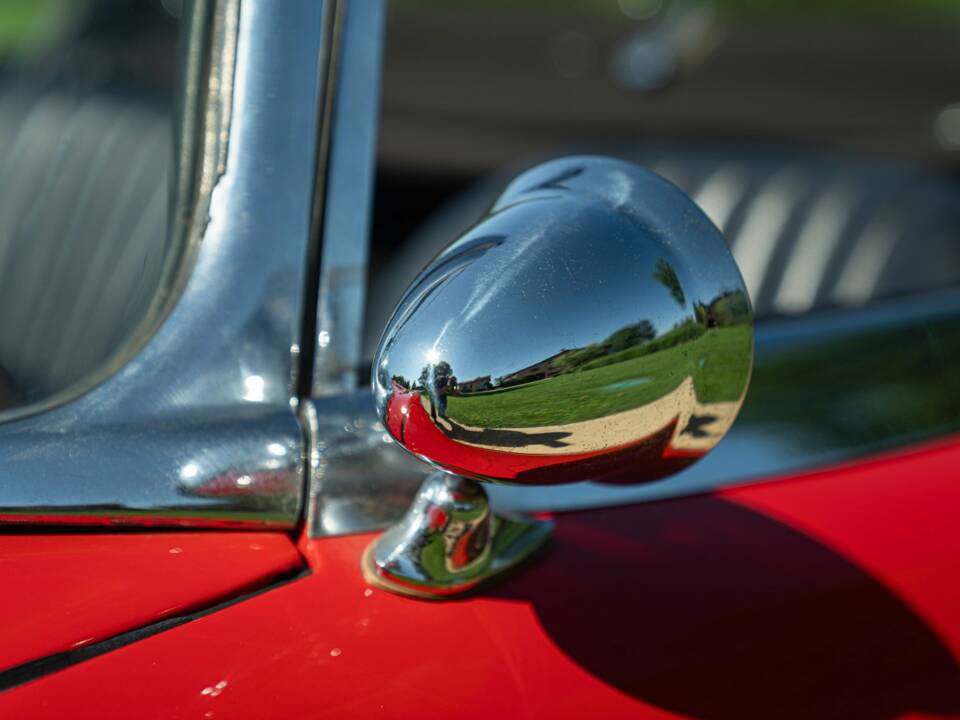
2;437;958;719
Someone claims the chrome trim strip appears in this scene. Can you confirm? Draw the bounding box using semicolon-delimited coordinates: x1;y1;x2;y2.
309;287;960;535
305;0;389;537
0;0;330;528
311;0;385;396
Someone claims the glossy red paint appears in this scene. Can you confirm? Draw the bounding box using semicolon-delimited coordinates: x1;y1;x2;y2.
2;438;960;718
0;532;302;674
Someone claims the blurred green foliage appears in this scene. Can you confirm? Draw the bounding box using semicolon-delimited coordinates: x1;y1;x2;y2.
739;316;960;451
0;0;87;56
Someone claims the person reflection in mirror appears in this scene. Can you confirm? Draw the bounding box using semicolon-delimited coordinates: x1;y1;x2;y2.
426;363;456;427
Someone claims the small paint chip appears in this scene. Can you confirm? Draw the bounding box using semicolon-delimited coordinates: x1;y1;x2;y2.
201;680;228;697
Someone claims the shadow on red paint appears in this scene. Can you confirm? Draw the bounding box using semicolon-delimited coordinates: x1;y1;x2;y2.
488;498;960;719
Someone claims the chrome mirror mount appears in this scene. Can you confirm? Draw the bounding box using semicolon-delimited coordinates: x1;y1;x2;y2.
363;156;753;598
362;471;553;598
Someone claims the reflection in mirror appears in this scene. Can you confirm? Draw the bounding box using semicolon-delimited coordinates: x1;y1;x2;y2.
374;156;753;486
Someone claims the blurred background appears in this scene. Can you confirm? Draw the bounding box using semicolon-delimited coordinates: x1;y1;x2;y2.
366;0;960;354
0;0;959;406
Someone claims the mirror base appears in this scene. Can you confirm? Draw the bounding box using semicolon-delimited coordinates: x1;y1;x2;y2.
361;472;553;599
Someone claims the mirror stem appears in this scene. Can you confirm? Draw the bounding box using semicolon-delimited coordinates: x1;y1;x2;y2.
362;472;553;599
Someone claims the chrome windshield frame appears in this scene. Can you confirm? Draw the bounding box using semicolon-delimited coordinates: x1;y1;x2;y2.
309;0;385;397
0;0;333;528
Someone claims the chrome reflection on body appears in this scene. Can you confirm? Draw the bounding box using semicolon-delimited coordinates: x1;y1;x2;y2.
362;472;552;598
364;156;752;597
0;1;331;527
304;392;425;538
373;156;753;486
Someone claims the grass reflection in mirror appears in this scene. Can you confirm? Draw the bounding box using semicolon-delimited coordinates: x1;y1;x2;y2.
445;324;751;430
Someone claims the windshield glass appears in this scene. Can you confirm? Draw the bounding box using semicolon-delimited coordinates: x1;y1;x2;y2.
0;0;179;413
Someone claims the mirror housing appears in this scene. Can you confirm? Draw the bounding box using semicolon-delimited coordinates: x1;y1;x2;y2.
373;155;752;486
364;156;753;598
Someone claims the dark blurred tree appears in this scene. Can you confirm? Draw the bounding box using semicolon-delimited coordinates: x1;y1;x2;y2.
654;258;686;307
418;360;452;389
695;290;751;328
606;319;656;351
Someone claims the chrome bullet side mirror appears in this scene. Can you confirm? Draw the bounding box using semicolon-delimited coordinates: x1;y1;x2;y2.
364;156;753;598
